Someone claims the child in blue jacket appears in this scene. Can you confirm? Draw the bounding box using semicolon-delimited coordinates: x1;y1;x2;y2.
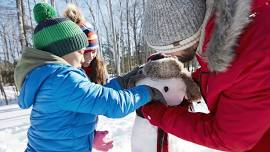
14;3;164;152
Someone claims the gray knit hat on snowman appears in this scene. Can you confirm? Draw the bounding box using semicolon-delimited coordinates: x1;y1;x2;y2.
143;0;206;53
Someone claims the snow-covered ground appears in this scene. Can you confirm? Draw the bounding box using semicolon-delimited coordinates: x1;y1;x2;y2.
0;86;221;152
0;104;221;152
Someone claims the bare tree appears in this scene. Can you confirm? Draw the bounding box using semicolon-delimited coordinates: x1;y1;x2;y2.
85;0;103;58
0;77;8;105
132;0;138;62
16;0;26;51
108;0;121;75
126;0;132;70
84;0;97;28
2;29;10;62
50;0;56;8
27;0;34;31
118;0;125;72
21;0;30;47
97;0;110;50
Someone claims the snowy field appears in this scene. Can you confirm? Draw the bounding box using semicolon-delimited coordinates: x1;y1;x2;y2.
0;87;220;152
0;104;222;152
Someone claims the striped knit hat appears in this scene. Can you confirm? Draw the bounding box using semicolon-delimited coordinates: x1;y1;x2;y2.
143;0;206;53
33;3;88;57
80;22;99;50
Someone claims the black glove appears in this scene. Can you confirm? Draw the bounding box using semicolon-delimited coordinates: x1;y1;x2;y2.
116;66;146;89
147;86;167;104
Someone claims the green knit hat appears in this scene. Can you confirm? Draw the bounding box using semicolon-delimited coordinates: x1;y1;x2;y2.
33;3;88;57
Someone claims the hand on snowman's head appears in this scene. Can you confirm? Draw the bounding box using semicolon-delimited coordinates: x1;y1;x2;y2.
116;65;166;103
136;57;201;106
116;65;146;89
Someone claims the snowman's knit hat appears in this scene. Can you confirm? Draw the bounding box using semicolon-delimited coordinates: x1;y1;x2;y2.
142;57;201;100
143;57;187;79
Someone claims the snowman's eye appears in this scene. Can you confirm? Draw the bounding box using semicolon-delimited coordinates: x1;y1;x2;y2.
164;86;169;92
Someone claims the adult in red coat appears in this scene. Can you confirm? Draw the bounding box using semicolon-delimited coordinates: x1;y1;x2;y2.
142;0;270;151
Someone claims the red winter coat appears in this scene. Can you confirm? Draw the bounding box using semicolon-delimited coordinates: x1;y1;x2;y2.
142;0;270;151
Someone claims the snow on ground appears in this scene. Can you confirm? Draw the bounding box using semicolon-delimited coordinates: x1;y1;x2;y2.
0;86;221;152
0;104;30;152
0;104;221;152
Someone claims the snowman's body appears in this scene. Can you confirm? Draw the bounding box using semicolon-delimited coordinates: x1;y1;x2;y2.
131;77;186;152
131;116;158;152
131;115;186;152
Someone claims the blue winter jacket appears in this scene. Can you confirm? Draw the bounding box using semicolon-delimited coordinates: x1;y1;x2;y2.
15;48;152;152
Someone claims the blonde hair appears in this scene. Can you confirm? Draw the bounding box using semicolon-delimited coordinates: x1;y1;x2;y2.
63;4;85;24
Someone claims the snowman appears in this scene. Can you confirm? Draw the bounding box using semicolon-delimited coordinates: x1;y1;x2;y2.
131;57;209;152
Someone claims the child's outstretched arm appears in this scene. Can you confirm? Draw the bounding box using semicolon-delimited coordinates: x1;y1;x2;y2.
53;69;164;118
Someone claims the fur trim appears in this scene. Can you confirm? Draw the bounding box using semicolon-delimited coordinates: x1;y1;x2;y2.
182;74;201;100
143;57;187;79
197;0;215;54
205;0;252;72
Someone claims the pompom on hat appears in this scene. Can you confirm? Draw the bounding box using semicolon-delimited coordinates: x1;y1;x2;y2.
63;4;99;51
143;0;206;53
33;3;88;57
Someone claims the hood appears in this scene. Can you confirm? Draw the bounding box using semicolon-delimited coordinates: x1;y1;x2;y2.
14;47;69;90
18;64;65;109
199;0;253;72
15;47;70;109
